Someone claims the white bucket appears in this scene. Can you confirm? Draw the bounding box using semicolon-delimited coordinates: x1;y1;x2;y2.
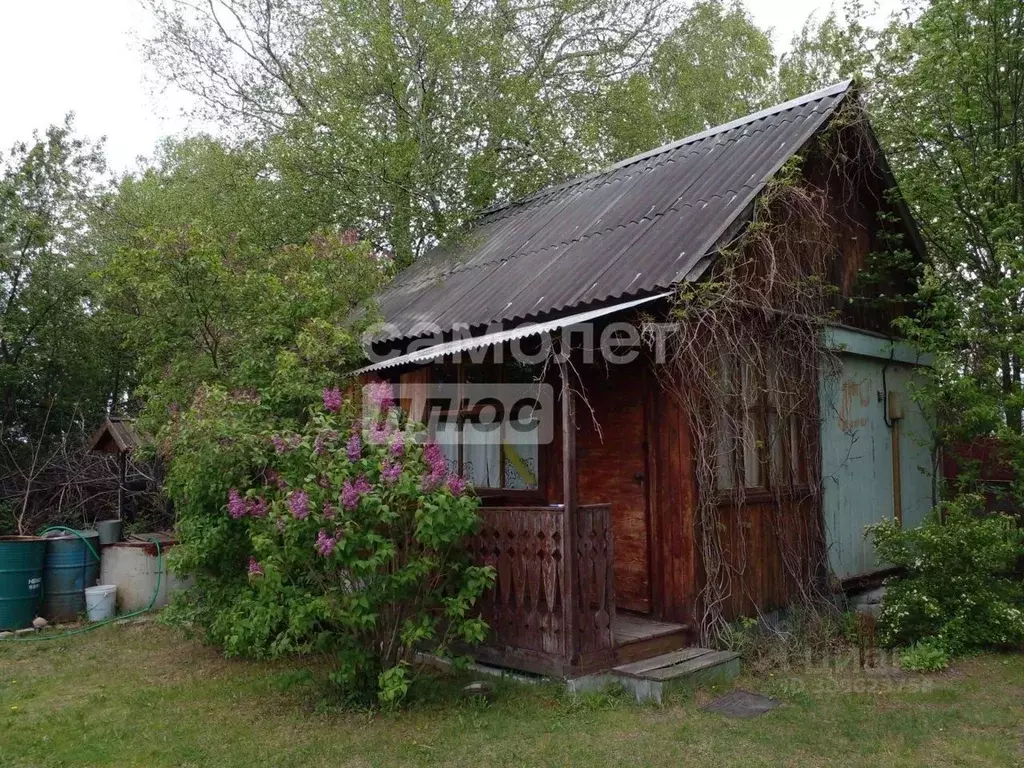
84;584;117;622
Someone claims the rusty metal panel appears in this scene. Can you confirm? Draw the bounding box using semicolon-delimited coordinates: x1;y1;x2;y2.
375;81;854;342
820;344;936;580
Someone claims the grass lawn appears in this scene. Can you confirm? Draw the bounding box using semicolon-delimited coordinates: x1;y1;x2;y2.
1;621;1022;767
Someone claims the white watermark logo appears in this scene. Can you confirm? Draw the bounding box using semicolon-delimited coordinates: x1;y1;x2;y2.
361;321;677;367
362;382;554;445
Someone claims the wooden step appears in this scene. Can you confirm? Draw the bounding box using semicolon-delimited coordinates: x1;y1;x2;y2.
612;647;741;685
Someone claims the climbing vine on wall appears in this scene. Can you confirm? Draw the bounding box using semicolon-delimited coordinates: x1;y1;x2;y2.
645;104;882;642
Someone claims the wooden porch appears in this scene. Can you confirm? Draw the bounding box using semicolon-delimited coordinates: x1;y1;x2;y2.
466;504;689;677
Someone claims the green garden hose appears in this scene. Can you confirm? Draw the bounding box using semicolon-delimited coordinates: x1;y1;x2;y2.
12;527;164;641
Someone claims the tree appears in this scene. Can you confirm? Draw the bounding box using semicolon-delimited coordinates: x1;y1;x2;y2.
0;117;115;445
601;0;776;159
876;0;1024;450
778;1;880;100
142;0;671;266
97;136;388;428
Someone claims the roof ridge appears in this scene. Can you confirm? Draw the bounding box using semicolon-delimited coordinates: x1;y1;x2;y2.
479;80;854;218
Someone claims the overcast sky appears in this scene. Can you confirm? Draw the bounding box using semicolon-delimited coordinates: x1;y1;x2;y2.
0;0;902;174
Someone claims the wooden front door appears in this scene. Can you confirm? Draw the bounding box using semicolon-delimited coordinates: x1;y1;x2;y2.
577;362;652;613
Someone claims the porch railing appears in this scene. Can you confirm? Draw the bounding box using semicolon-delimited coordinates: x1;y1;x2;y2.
467;503;616;675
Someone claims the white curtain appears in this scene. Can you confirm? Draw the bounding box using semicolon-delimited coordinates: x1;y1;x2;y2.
462;421;500;487
504;420;539;489
435;420;460;475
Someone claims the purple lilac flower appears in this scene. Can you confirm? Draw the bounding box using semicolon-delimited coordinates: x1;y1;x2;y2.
446;473;467;496
317;474;331;489
390;433;405;457
247;497;269;518
368;421;390;445
420;467;446;493
423;441;447;475
365;381;394;413
313;429;339;456
323;386;342;413
341;481;360;510
322;501;337;519
288;489;310;520
341;474;373;510
346;431;362;461
248;557;264;576
265;468;287;489
228;489;247;519
315;529;337;557
382;461;402;485
271;434;300;454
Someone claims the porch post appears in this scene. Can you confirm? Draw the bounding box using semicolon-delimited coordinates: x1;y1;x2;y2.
557;337;578;666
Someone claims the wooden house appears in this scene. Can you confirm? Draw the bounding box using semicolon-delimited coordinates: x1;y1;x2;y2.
354;81;935;677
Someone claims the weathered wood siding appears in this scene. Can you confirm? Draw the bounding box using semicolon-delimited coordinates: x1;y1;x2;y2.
645;373;823;625
711;496;822;618
543;359;652;614
467;504;615;675
545;358;822;627
645;381;699;625
574;362;652;613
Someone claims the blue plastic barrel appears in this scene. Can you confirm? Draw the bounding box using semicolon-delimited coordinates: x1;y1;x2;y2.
41;530;101;623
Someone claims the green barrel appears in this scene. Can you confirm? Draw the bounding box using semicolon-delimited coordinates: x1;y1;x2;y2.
0;536;46;630
41;530;101;623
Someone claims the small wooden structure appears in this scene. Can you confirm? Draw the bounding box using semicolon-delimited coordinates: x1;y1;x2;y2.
356;82;931;676
86;416;141;522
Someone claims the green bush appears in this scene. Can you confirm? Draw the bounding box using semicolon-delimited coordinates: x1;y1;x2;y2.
164;381;494;708
868;495;1024;656
899;640;950;672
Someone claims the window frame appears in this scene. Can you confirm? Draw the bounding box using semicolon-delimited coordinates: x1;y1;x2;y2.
427;360;546;502
715;358;812;501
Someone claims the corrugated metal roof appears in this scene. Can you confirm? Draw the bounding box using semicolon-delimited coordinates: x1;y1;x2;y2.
375;81;855;343
355;291;672;374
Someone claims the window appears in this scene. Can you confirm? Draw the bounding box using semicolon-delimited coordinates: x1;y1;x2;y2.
429;362;542;492
715;358;808;493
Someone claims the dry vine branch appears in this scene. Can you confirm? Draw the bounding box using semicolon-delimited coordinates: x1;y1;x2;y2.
644;107;878;643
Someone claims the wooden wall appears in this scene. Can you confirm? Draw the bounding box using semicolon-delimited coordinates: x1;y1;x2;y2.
645;380;699;625
711;496;822;619
574;362;652;613
645;374;823;626
543;359;652;614
805;133;920;335
544;356;823;628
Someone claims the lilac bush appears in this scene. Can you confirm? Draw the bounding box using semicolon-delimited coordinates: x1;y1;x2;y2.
167;382;493;708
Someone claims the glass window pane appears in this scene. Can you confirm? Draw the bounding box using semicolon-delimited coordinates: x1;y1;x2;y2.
506;359;541;384
768;411;785;486
716;409;736;490
743;409;761;488
462;420;501;488
434;418;460;475
503;417;539;489
789;414;804;484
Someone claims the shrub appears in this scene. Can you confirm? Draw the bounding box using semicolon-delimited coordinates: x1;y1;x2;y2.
868;495;1024;656
899;640;949;672
164;381;494;708
718;608;848;675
